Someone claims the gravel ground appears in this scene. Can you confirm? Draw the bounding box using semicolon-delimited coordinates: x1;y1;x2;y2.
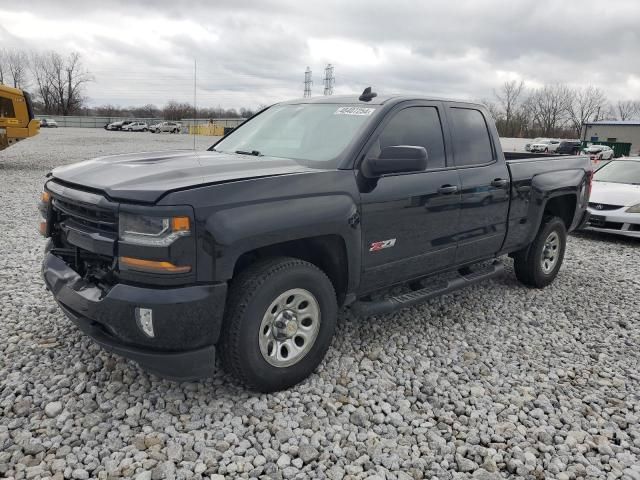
1;128;639;480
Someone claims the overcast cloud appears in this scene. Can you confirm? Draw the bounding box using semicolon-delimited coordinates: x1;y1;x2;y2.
1;0;639;109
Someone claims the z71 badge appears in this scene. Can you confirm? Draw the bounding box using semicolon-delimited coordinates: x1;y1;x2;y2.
369;238;396;252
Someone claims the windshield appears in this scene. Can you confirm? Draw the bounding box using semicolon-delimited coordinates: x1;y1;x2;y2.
594;160;640;184
212;104;378;165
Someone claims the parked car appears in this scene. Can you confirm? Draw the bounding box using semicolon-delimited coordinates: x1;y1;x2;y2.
149;121;182;133
584;144;614;161
525;137;548;152
40;118;58;128
122;121;149;132
106;120;134;131
556;140;582;155
584;158;640;237
40;91;591;391
530;139;561;153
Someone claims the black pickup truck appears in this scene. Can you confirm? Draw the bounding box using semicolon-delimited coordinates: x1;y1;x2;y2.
40;90;592;391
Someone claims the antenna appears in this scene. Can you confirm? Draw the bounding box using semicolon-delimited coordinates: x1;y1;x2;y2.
192;58;197;150
323;64;334;96
304;66;313;98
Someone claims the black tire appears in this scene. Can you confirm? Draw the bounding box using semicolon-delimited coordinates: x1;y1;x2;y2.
513;216;567;288
219;257;337;392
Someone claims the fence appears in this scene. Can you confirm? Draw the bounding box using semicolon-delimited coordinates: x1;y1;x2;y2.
35;115;246;130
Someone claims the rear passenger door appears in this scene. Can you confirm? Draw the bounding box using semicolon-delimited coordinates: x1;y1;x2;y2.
446;105;510;264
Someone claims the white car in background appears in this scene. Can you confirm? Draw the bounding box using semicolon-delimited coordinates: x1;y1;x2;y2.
530;139;561;153
584;158;640;238
584;144;615;161
149;121;182;133
525;137;548;151
122;121;149;132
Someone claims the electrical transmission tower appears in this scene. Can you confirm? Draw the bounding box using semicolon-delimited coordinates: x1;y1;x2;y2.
323;64;335;96
304;66;313;98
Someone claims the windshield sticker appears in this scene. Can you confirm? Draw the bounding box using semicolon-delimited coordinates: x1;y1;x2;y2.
334;107;375;116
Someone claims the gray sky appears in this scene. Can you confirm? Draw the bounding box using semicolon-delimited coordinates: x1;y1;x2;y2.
2;0;639;109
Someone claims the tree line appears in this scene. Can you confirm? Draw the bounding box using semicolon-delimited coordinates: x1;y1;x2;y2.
481;80;640;139
93;102;257;120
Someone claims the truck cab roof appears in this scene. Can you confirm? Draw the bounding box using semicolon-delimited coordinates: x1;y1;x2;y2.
279;94;476;107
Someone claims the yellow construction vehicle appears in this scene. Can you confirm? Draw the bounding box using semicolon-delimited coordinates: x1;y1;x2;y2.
0;84;40;151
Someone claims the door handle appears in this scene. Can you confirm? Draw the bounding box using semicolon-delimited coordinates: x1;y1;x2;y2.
438;184;459;194
491;178;508;188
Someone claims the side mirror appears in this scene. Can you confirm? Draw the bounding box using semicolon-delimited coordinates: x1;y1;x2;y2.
362;145;428;177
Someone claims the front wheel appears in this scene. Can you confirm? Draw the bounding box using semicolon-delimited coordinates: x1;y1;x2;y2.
219;257;337;392
513;216;567;288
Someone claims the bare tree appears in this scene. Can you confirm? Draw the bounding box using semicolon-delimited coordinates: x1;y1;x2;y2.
616;100;640;120
130;104;160;118
566;86;608;136
6;49;29;88
163;100;194;121
494;80;525;137
58;52;92;115
30;51;92;115
30;51;56;113
528;84;573;136
0;48;6;85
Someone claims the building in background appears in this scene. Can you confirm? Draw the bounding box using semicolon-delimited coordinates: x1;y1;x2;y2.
582;120;640;156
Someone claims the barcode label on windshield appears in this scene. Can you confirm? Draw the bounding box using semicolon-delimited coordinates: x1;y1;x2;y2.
334;107;375;116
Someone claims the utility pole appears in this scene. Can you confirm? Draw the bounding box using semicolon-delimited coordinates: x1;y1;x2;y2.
323;64;334;96
304;66;312;98
192;58;197;150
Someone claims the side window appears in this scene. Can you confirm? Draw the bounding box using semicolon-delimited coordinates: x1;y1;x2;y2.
449;108;494;166
366;106;446;169
0;97;16;118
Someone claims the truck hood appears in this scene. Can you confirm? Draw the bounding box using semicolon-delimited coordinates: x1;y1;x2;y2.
50;150;323;203
590;181;640;207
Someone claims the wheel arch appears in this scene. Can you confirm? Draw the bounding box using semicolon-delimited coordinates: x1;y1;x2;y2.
232;235;351;306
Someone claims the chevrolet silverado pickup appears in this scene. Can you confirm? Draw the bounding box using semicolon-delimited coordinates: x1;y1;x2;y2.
40;89;592;391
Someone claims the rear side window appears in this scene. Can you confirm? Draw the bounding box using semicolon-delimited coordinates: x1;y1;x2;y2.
367;106;446;169
450;108;494;166
0;97;15;118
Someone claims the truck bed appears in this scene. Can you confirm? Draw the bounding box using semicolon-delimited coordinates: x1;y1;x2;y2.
500;153;592;254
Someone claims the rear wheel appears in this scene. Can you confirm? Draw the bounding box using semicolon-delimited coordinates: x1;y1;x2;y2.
219;257;337;392
513;216;567;288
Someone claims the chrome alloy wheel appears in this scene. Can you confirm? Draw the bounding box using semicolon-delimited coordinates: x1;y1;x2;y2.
541;231;560;274
259;288;320;368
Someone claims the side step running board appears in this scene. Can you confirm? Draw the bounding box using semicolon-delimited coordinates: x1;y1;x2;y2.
351;261;504;317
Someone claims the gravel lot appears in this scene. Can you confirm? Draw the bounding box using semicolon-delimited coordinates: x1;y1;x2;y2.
1;128;639;480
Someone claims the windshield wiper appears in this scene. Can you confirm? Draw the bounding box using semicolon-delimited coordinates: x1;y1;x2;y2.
235;149;262;156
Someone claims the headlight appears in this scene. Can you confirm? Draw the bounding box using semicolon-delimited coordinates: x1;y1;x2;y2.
119;213;191;246
38;191;51;237
626;203;640;213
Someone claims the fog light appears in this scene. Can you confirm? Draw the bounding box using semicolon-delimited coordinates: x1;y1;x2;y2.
135;307;155;338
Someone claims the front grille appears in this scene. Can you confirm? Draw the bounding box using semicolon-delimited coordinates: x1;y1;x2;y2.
52;196;117;233
588;202;622;211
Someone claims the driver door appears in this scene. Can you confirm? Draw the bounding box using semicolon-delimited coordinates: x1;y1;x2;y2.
358;102;461;293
